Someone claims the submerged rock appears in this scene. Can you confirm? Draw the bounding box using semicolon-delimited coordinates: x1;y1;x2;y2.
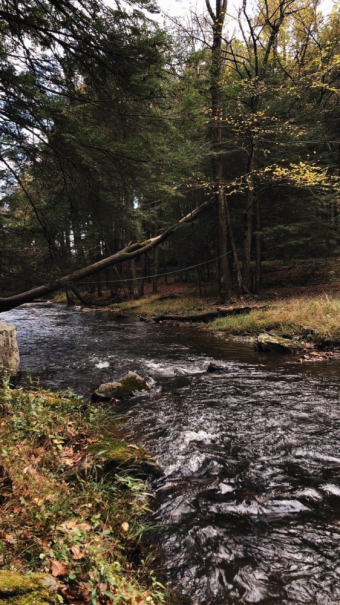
93;371;150;401
0;321;20;377
256;333;303;354
0;571;57;604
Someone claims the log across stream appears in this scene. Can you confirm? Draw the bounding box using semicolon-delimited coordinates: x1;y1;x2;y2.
3;302;340;604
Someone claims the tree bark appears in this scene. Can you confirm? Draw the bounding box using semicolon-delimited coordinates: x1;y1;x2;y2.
206;0;231;302
254;197;261;294
225;197;243;295
129;259;139;299
0;199;213;313
242;143;255;290
152;247;160;294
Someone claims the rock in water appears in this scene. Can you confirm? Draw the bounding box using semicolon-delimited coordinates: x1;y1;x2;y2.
0;322;20;376
93;371;150;400
256;333;302;354
207;361;228;372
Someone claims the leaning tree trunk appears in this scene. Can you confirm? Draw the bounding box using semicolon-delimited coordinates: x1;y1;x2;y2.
0;199;213;313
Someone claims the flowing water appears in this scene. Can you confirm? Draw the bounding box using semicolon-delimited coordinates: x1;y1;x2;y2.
3;302;340;604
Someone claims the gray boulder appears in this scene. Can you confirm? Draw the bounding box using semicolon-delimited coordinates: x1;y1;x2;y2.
0;322;20;376
93;371;150;400
256;333;302;354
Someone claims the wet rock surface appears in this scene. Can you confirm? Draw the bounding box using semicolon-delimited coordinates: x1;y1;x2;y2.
256;332;303;354
93;371;150;400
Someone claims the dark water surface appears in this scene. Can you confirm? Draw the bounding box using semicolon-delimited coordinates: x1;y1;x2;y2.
3;303;340;604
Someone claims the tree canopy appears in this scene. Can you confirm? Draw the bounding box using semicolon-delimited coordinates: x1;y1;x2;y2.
0;0;339;309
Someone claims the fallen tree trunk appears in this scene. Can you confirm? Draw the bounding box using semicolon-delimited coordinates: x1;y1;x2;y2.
0;200;212;313
151;305;267;323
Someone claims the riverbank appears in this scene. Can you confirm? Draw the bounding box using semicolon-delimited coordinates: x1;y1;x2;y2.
51;258;340;348
0;383;168;604
119;293;340;348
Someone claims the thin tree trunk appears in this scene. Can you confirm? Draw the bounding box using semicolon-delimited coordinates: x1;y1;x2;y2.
138;254;148;297
130;259;139;299
225;197;243;296
152;248;160;294
206;0;231;302
254;197;261;294
242;144;255;290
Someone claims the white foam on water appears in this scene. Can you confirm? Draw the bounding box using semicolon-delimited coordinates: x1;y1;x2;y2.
294;488;323;501
294;449;340;464
321;484;340;496
166;452;209;475
219;482;235;494
95;360;110;368
145;359;210;377
180;429;217;446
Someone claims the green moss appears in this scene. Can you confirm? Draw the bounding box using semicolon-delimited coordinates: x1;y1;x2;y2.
94;372;150;399
0;572;57;604
116;375;149;396
89;437;162;478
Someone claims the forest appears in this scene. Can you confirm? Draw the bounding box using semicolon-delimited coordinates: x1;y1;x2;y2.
0;0;339;310
1;1;340;604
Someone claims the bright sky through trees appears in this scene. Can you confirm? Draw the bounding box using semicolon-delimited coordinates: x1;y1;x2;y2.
157;0;336;18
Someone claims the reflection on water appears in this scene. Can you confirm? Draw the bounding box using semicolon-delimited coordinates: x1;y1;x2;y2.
3;303;340;604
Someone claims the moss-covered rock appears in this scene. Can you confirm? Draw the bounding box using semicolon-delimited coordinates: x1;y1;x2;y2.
89;437;163;478
93;371;150;401
256;333;303;354
0;571;57;604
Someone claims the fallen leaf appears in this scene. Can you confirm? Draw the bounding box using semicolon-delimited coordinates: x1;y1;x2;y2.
61;446;74;458
71;545;84;560
121;522;129;533
51;560;68;577
65;520;77;529
76;523;91;531
4;534;15;544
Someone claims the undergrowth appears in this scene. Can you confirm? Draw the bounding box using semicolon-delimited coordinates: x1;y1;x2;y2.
0;383;166;604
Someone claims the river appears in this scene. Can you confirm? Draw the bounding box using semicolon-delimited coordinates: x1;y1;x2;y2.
3;302;340;604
